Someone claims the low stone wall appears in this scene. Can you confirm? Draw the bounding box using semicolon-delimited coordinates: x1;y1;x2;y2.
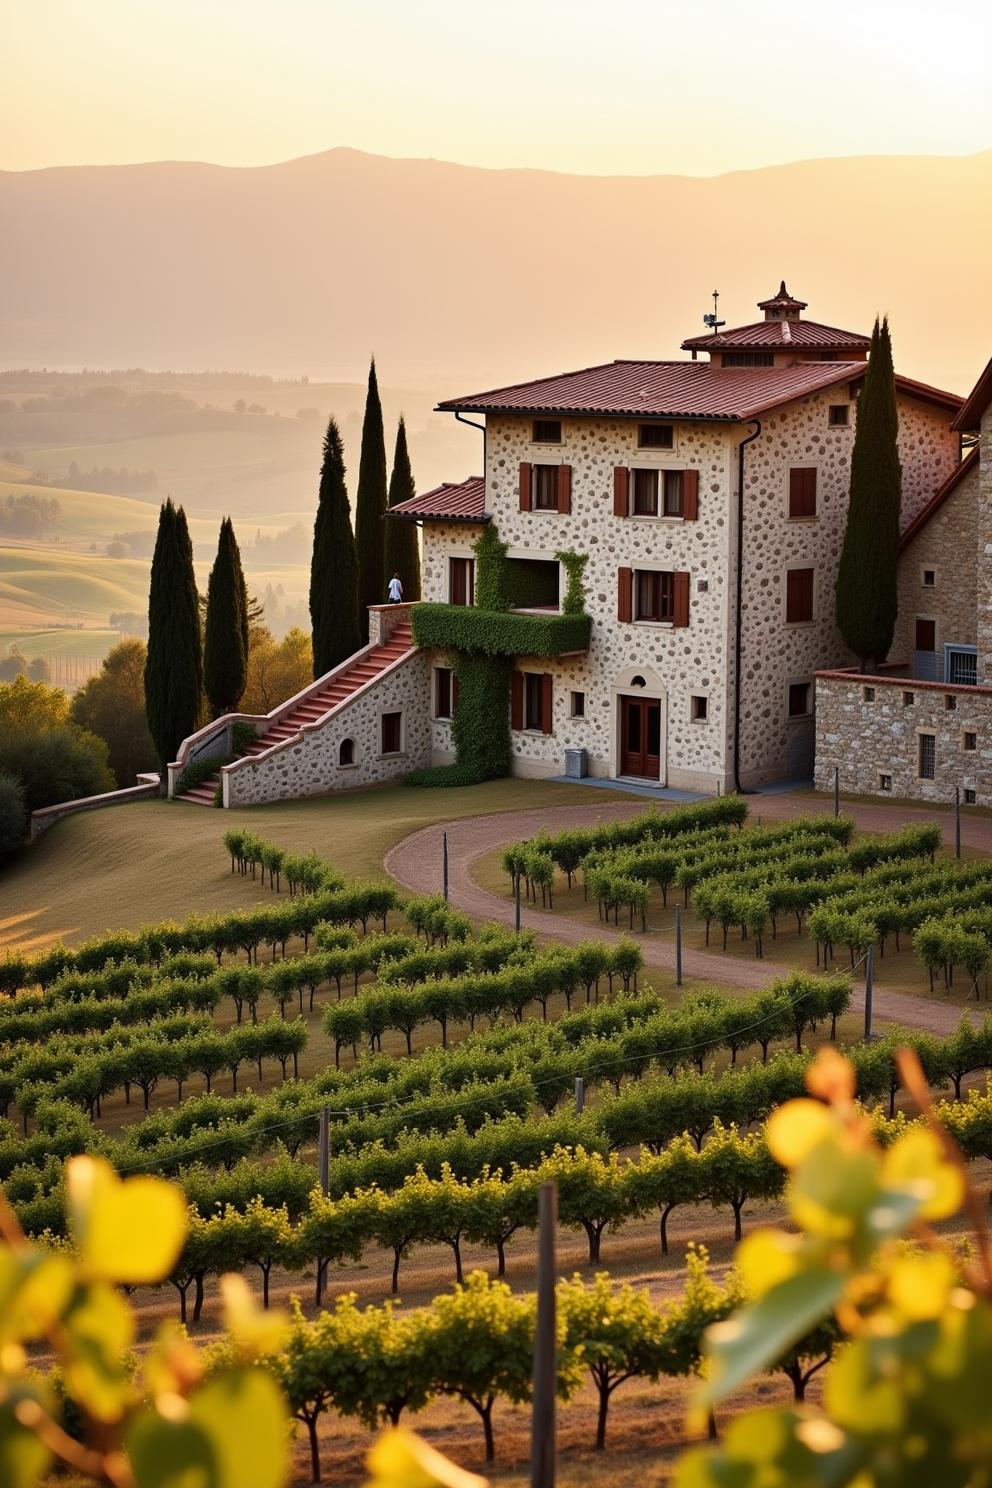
29;776;161;840
814;668;992;806
223;650;431;806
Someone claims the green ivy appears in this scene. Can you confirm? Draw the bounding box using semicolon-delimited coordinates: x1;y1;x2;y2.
555;549;589;616
412;603;591;658
173;756;232;797
473;523;510;611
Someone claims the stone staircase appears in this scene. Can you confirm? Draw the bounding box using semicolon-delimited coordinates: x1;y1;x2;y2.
175;619;415;805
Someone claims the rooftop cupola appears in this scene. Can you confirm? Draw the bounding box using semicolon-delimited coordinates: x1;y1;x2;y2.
756;282;808;322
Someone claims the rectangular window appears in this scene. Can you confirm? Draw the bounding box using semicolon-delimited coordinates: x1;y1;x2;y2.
533;465;559;510
918;732;936;780
945;694;957;711
691;695;708;722
863;686;875;702
663;469;684;516
435;667;453;720
786;567;814;623
915;617;936;651
903;691;915;707
788;468;817;519
449;556;474;607
570;690;585;718
828;404;850;426
965;788;977;805
524;672;549;731
788;681;812;718
879;773;892;792
947;647;978;686
635;569;675;623
632;468;659;516
532;419;561;443
922;568;936;588
638;423;674;449
381;711;402;755
964;731;977;751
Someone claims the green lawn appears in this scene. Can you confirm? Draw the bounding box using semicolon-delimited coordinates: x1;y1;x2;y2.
0;778;611;953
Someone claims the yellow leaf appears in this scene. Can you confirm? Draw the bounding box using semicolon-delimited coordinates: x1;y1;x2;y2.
882;1129;963;1222
62;1282;135;1423
735;1229;803;1299
67;1156;187;1284
766;1100;834;1169
806;1048;856;1105
219;1274;289;1359
367;1427;488;1488
887;1252;955;1320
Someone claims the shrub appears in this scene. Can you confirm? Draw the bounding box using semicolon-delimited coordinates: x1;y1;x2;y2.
0;767;27;859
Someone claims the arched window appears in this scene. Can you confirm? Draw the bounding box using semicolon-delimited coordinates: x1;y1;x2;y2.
338;738;355;766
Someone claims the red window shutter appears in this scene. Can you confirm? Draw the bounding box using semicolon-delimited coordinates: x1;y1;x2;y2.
519;462;533;512
510;671;523;729
787;568;814;623
617;566;633;623
682;469;699;521
541;673;553;735
789;468;817;519
557;464;572;514
613;466;629;518
673;571;690;627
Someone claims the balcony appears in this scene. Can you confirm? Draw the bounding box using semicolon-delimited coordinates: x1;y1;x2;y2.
411;602;591;659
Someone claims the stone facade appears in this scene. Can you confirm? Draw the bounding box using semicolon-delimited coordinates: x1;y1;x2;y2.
892;461;979;664
222;650;432;806
814;669;992;806
978;408;992;684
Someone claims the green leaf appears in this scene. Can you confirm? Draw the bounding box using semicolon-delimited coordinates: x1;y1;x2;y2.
0;1389;52;1488
699;1267;844;1407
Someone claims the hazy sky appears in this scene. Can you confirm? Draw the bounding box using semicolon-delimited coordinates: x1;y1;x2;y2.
5;0;990;176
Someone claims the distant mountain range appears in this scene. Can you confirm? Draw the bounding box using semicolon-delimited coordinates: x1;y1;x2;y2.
2;147;991;394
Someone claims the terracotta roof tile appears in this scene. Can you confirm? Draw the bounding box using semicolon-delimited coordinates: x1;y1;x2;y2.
952;354;992;432
387;475;487;523
681;318;869;351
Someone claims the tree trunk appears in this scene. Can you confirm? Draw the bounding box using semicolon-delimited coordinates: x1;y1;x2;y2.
193;1273;205;1323
305;1413;321;1484
595;1382;610;1450
392;1246;402;1294
660;1202;676;1256
583;1220;602;1263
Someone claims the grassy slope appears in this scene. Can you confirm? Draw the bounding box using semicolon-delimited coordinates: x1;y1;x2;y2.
0;778;614;953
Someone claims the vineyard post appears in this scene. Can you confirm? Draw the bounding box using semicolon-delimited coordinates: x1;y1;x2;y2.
574;1077;585;1115
675;904;683;987
442;831;449;901
864;945;874;1040
955;787;962;860
531;1180;557;1488
316;1104;330;1304
515;870;521;933
834;766;840;819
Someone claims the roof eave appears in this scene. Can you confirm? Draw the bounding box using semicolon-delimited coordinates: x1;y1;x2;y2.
436;401;744;423
385;510;490;524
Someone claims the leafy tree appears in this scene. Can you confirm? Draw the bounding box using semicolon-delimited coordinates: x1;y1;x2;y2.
354;358;388;638
203;516;249;716
835;317;902;669
309;416;360;676
384;415;421;601
70;639;156;786
0;674;69;730
0;767;27;859
242;627;313;713
0;720;113;812
559;1272;667;1448
430;1272;536;1461
144;498;203;773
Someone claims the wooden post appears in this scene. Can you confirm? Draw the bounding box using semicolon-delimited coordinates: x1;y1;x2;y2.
530;1182;557;1488
955;787;962;860
834;766;840;819
442;831;449;900
574;1077;585;1115
316;1105;330;1304
515;869;522;933
864;946;874;1041
675;903;683;987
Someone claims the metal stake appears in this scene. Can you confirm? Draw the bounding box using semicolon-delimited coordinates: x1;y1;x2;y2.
442;831;449;900
316;1105;330;1304
955;787;962;860
864;946;874;1041
675;903;683;987
530;1182;557;1488
574;1077;585;1115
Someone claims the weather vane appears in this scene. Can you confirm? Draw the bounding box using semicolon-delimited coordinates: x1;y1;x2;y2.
702;289;725;334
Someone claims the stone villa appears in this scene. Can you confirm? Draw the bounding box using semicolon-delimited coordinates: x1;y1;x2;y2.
170;283;977;806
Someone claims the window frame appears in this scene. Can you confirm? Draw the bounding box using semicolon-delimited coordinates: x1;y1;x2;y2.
788;466;818;520
532;464;559;511
915;616;937;652
631;467;659;517
963;730;978;752
828;404;850;427
532;418;562;445
690;694;709;723
787;679;813;719
448;555;475;607
634;568;676;624
917;731;936;781
921;567;937;589
785;566;815;625
569;690;586;719
524;671;546;732
434;666;454;721
380;710;404;758
637;422;675;450
338;737;357;768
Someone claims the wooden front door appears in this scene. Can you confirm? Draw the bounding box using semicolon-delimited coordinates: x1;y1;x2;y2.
620;696;661;779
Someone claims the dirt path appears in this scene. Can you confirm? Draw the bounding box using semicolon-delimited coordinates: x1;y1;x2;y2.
384;792;989;1037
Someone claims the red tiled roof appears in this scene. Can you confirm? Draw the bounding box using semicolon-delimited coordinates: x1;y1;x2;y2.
387;475;487;523
440;360;892;422
898;449;979;551
681;318;870;352
952;354;992;432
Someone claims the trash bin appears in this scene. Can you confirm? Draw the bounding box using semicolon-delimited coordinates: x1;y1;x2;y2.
564;748;588;780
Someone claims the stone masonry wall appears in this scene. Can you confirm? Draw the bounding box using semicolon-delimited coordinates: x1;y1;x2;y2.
978;408;992;684
814;670;992;805
224;651;432;806
892;461;979;662
738;390;959;786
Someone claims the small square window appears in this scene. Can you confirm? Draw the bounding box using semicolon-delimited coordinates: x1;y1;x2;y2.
570;690;586;718
945;694;957;711
902;691;915;707
863;686;875;702
918;732;936;780
788;681;811;718
532;419;561;444
879;773;892;792
691;695;708;722
828;404;850;426
922;569;936;588
964;731;977;751
381;711;403;755
638;423;674;449
965;788;977;805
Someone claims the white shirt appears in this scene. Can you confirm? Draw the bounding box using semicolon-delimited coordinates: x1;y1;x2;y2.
388;577;403;602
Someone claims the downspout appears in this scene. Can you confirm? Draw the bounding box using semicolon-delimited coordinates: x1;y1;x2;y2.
732;419;762;794
454;410;487;475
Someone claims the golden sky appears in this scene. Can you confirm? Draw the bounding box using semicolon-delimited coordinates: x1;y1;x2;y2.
5;0;990;176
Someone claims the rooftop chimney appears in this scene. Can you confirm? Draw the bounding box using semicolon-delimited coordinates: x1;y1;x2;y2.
756;281;808;323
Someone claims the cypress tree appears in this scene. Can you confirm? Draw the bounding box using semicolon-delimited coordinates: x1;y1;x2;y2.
309;416;361;676
384;415;421;601
835;317;902;671
144;498;203;777
203;517;248;716
354;357;388;639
